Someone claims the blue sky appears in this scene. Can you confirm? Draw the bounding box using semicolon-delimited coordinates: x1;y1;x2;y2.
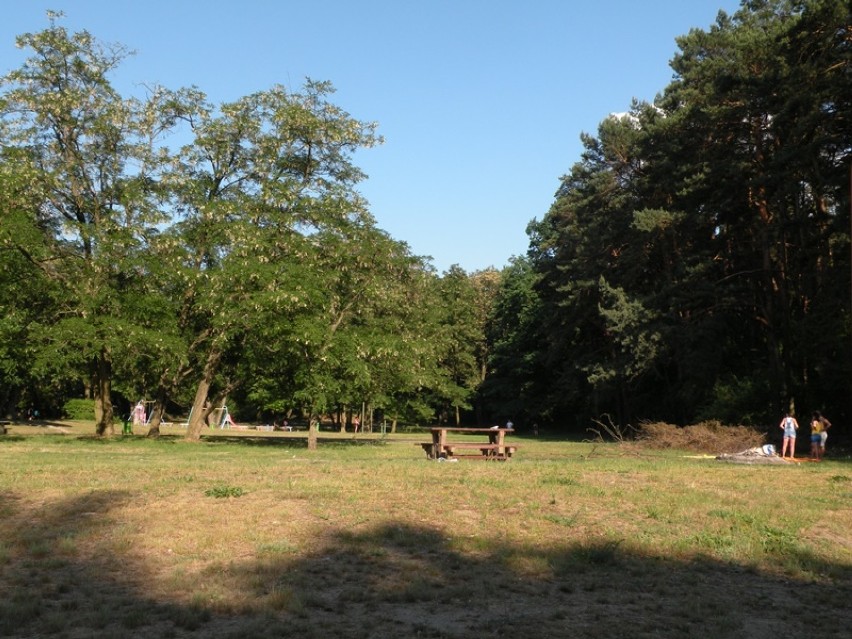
2;1;743;273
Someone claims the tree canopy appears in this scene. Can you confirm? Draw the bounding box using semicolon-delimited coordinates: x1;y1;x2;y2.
484;0;851;431
2;2;849;437
0;14;474;438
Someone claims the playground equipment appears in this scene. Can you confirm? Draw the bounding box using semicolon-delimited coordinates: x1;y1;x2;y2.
172;404;239;429
123;400;158;434
210;405;237;429
122;400;147;434
142;400;155;425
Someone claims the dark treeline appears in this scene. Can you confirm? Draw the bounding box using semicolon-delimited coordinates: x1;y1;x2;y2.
1;1;849;439
483;0;851;435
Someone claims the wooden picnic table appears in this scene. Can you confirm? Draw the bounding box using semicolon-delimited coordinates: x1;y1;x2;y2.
419;427;518;461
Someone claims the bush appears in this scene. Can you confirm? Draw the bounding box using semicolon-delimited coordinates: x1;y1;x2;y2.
696;376;771;426
63;399;95;421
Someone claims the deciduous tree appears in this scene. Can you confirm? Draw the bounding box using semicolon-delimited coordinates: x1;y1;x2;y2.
0;15;176;434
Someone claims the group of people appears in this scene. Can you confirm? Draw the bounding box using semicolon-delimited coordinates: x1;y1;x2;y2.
779;410;831;461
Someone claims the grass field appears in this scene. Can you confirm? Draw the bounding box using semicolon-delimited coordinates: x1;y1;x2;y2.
0;422;849;638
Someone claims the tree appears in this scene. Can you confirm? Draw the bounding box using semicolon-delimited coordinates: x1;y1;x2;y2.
0;166;59;417
661;0;851;419
480;256;549;428
510;0;850;431
431;266;482;425
148;81;383;442
0;14;176;435
288;228;437;445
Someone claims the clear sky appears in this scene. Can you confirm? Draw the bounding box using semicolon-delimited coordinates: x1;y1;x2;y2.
2;1;744;273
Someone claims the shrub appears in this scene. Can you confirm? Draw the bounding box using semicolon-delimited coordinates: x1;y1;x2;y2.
63;399;95;421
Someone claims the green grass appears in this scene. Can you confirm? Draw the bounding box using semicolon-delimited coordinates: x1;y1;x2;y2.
204;484;247;498
0;422;850;638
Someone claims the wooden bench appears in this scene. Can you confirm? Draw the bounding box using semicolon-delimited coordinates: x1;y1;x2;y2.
419;427;518;461
420;442;437;457
445;443;518;460
418;442;509;458
0;420;9;435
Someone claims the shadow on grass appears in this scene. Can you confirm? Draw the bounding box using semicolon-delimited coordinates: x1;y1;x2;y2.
1;493;850;638
2;420;69;428
200;435;389;449
50;433;387;451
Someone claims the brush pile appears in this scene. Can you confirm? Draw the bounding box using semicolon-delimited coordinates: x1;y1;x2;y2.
636;420;765;455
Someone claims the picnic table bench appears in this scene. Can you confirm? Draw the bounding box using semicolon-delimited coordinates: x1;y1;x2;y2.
0;420;10;435
419;427;517;461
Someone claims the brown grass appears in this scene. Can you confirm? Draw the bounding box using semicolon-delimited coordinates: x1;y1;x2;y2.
0;421;849;638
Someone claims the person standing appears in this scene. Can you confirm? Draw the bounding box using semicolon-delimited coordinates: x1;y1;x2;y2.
132;401;146;429
779;413;798;459
809;413;823;461
815;411;832;458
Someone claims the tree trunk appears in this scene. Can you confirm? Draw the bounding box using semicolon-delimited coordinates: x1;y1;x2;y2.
186;376;213;441
307;415;318;450
146;386;169;438
475;361;487;425
185;349;222;441
147;362;194;437
93;351;114;436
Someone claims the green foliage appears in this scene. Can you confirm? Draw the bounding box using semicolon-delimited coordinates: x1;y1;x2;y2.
587;277;661;385
695;376;771;426
1;15;442;438
3;4;850;438
0;17;179;433
63;399;95;421
204;485;246;499
480;256;549;425
490;0;851;431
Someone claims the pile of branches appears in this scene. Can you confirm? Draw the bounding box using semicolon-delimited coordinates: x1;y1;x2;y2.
635;420;766;455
